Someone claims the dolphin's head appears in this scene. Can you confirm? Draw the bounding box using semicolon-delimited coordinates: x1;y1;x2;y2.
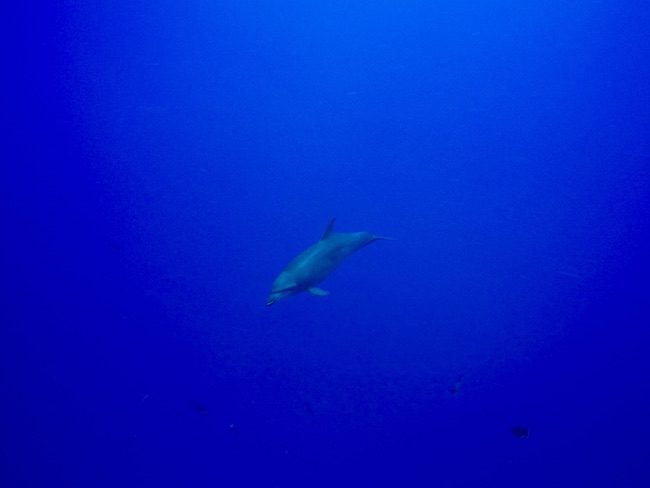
266;273;299;306
266;288;298;306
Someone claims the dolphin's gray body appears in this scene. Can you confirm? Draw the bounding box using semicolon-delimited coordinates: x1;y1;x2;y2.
266;219;391;306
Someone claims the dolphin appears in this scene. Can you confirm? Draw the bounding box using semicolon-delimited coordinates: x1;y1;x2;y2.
266;218;392;306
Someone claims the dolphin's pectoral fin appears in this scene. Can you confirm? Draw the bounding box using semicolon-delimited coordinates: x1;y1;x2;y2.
309;287;330;297
321;218;336;240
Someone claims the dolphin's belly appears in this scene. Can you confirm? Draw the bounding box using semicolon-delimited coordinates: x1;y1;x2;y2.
285;243;341;286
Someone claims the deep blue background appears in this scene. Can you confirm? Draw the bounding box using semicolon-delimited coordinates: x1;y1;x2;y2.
3;1;650;486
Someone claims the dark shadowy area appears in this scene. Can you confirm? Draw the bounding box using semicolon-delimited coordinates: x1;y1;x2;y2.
189;400;208;416
511;426;530;439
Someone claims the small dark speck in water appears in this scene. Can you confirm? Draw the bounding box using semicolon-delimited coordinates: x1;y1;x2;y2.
190;400;208;416
511;425;530;439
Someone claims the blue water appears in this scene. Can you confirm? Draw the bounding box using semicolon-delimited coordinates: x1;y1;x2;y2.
4;1;650;486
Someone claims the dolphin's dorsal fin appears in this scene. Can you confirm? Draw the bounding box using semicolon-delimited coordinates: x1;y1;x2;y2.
321;218;336;240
